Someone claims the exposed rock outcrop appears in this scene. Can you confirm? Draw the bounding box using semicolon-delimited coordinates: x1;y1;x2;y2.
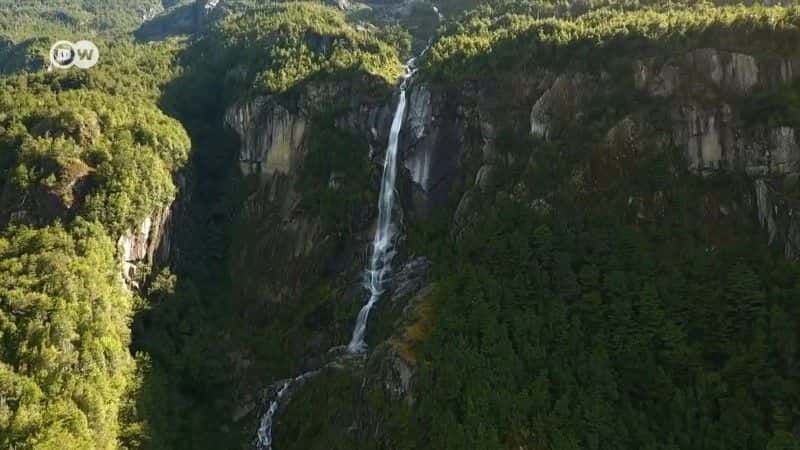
225;99;308;177
223;78;396;306
225;80;396;180
477;46;800;257
754;178;800;258
117;171;188;290
404;84;434;191
530;73;587;140
625;48;800;256
117;201;174;289
401;81;473;217
630;49;800;176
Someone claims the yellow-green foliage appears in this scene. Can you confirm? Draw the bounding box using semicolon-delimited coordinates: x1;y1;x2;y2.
80;39;186;100
1;38;186;98
0;220;133;449
0;5;196;450
213;2;404;93
0;0;166;41
427;4;800;80
395;292;435;366
0;82;190;233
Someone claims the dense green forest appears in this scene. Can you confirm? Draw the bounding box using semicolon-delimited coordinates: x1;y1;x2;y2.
273;187;800;450
0;220;133;449
0;5;191;447
1;0;799;449
425;3;800;81
0;0;186;40
402;191;800;450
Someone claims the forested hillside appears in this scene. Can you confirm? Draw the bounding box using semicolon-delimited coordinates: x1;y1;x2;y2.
0;7;190;447
0;0;170;39
1;1;799;450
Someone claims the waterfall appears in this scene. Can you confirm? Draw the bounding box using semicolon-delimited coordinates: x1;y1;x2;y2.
256;380;289;450
256;371;319;450
347;58;420;354
432;5;444;21
253;57;425;449
253;8;442;445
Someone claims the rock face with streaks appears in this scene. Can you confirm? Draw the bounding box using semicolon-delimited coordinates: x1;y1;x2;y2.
224;76;396;308
401;81;470;217
530;73;588;140
117;204;173;289
628;49;800;175
502;47;800;258
225;99;308;177
626;48;800;257
225;79;397;180
388;46;800;258
117;173;188;289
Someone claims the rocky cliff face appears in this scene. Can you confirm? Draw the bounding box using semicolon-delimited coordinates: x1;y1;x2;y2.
225;83;397;179
135;0;229;41
117;201;174;289
389;46;800;258
401;81;475;218
133;13;800;316
223;78;396;310
225;98;308;177
631;48;800;175
445;46;800;258
223;72;490;274
116;167;189;289
629;48;800;257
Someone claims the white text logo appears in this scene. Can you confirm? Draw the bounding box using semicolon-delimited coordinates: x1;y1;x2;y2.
50;40;99;70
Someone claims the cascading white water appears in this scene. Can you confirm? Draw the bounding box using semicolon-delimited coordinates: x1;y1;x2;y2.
253;55;428;450
432;5;444;20
256;371;318;450
254;8;444;446
256;380;290;450
347;59;420;354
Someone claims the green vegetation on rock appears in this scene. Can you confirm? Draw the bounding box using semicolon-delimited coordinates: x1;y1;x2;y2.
426;4;800;81
211;2;404;94
0;77;190;233
3;1;800;449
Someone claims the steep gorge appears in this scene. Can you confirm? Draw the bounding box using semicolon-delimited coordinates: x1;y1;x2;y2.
3;1;800;449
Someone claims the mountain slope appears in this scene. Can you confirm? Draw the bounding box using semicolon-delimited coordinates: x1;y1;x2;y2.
1;1;800;450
